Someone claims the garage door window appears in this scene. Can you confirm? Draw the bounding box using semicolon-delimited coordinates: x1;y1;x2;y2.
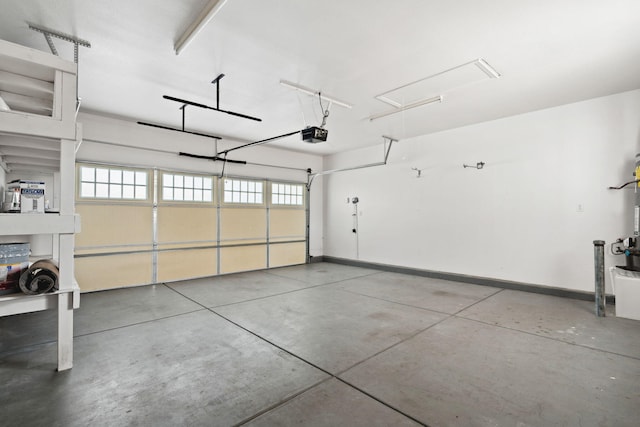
162;173;213;202
79;166;147;200
223;178;263;204
271;182;304;206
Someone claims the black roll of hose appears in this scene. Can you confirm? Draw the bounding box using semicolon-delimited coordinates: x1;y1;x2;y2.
18;259;59;295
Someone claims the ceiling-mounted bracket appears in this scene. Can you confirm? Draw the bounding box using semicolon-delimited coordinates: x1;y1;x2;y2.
28;23;91;61
28;23;91;113
162;74;262;122
382;135;397;164
179;103;188;131
211;73;225;110
463;161;485;170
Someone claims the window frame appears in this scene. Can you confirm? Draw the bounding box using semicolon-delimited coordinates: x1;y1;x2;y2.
270;181;306;208
160;172;215;204
76;164;150;202
221;177;266;206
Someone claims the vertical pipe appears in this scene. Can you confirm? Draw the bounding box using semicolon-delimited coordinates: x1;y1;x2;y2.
305;170;311;264
593;240;606;317
266;179;271;268
152;169;158;284
216;176;222;275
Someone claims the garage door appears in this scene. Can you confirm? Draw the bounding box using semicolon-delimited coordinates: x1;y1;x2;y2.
75;164;307;291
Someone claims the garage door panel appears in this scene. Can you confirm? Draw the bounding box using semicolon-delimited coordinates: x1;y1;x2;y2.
220;208;266;241
157;248;217;283
76;253;152;292
157;206;217;244
270;209;305;238
75;204;153;249
270;242;306;268
220;245;267;274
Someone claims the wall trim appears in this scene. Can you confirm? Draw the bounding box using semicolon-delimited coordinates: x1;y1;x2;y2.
321;256;615;303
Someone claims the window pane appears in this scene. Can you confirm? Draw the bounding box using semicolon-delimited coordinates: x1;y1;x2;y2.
122;185;135;199
256;182;262;192
184;188;194;201
249;181;256;192
109;184;122;199
279;195;285;204
96;183;109;198
175;175;184;187
232;180;240;191
135;186;147;199
174;188;184;201
123;170;135;185
96;168;109;183
194;177;203;189
240;193;248;203
203;178;212;190
297;195;303;205
194;189;203;201
224;191;232;203
272;194;277;204
163;187;173;201
224;180;232;191
81;167;95;182
296;186;303;195
232;192;240;203
240;181;248;192
110;169;122;184
135;172;147;185
203;190;212;202
81;182;94;197
256;194;262;204
285;195;291;204
249;193;256;203
164;174;173;187
185;176;194;188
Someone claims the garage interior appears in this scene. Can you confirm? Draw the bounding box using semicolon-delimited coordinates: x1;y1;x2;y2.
1;1;639;426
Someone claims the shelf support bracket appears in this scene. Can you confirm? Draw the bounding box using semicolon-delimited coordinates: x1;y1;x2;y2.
28;23;91;112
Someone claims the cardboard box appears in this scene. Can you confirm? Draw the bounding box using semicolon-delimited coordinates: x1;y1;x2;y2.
7;180;45;213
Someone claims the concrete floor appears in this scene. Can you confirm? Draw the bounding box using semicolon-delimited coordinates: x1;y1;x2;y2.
1;262;639;426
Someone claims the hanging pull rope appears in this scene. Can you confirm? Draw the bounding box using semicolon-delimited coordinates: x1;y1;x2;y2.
318;92;330;128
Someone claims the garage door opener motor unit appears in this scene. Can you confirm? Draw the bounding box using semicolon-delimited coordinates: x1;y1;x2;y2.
301;126;328;143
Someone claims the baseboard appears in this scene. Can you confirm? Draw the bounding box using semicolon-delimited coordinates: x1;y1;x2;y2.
321;256;614;303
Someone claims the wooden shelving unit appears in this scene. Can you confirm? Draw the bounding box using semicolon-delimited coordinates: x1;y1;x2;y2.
0;39;80;371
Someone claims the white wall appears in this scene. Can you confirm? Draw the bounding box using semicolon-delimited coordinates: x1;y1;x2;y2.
76;112;324;257
323;89;640;293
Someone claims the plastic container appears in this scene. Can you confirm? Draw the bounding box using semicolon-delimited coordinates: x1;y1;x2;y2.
0;242;30;294
609;267;640;321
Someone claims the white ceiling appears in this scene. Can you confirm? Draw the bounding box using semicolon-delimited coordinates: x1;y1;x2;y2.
1;0;639;155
